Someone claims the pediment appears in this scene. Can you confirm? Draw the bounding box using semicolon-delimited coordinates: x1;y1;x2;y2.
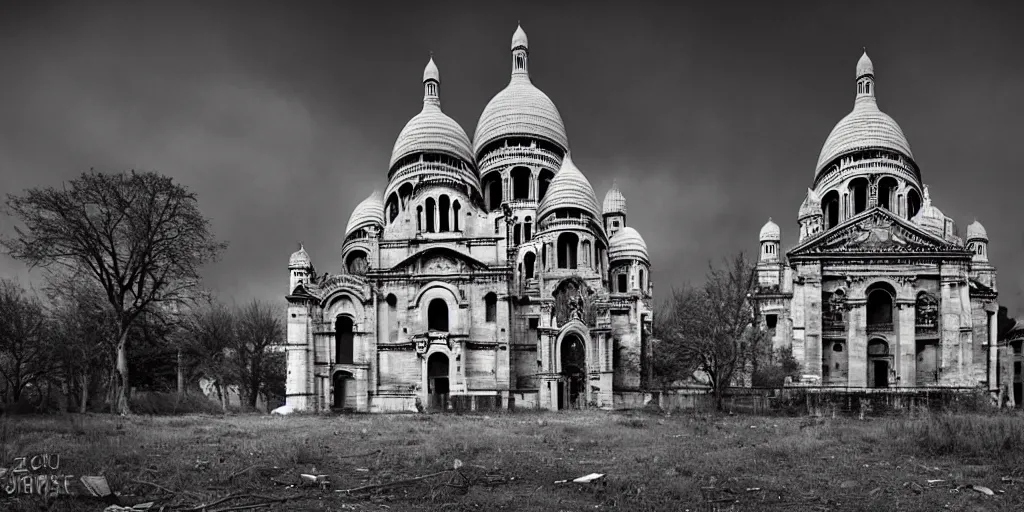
788;207;959;257
389;247;489;274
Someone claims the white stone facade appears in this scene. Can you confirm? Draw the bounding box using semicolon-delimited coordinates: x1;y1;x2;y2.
284;25;653;413
751;52;1002;391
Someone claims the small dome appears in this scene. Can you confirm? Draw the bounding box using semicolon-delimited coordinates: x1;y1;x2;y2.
798;188;823;219
911;185;947;234
511;24;528;50
289;244;311;268
608;227;649;264
966;220;988;241
473;25;569;156
345;190;385;237
389;58;475;170
815;53;914;176
602;181;627;216
760;218;781;242
537;152;601;222
856;51;873;77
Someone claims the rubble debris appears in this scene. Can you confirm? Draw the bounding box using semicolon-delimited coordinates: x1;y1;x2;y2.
555;473;605;484
103;503;153;512
270;405;294;416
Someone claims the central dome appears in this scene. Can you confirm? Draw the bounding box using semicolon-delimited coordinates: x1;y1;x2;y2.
814;52;914;177
389;58;475;170
537;152;600;222
473;25;569;156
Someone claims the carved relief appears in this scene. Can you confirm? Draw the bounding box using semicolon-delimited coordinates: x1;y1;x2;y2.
423;255;461;274
915;293;939;335
800;210;948;254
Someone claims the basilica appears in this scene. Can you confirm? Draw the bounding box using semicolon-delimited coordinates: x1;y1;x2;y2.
284;26;653;413
751;52;1003;390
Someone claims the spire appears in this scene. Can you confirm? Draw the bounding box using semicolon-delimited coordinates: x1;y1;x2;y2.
423;56;440;107
511;24;530;79
856;50;875;100
922;184;931;206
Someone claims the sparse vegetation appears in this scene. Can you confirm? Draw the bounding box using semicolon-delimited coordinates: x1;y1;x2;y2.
1;410;1022;511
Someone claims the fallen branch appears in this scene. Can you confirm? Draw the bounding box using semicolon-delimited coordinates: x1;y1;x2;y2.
133;479;177;495
226;465;258;481
338;470;450;494
180;493;292;511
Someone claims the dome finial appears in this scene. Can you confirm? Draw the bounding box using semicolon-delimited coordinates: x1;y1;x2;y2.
923;184;931;205
423;55;440;106
511;24;530;77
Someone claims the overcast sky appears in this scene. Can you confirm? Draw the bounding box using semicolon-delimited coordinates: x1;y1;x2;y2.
1;0;1021;312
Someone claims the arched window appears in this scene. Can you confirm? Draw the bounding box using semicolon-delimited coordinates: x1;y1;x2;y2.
524;216;532;241
557;232;579;269
425;198;436;233
386;193;399;224
386;294;398;342
398;183;413;210
866;287;894;328
822;190;840;229
453;201;461;231
866;82;871;94
538;169;554;200
581;240;592;267
511;167;531;200
484;293;497;323
335;316;354;364
513;223;521;245
639;269;645;291
524;252;536;279
878;177;898;211
427;299;448;332
416;206;423;232
617;273;627;293
542;244;547;270
483;172;502;211
907;189;922;218
439;195;450;232
849;178;868;215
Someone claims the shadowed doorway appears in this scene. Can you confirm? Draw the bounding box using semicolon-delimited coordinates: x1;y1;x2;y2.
559;334;587;410
427;353;450;411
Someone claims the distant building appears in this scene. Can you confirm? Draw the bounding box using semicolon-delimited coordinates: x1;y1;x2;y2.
283;25;653;413
750;52;1001;391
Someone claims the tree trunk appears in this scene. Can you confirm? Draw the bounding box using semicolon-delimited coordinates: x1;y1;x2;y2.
79;372;89;414
215;381;227;412
176;350;184;396
115;329;131;416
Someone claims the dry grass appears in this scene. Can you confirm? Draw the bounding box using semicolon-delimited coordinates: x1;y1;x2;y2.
1;409;1023;511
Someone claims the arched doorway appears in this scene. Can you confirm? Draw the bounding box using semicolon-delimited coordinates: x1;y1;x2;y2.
332;370;355;410
335;316;354;364
867;338;891;388
427;353;450;411
558;334;587;410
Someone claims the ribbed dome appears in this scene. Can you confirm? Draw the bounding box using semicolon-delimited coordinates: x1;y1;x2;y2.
609;227;649;264
389;58;475;170
603;181;627;216
966;220;988;241
289;244;311;268
798;188;822;219
760;218;781;242
345;190;385;237
537;152;601;222
814;52;914;176
473;26;569;156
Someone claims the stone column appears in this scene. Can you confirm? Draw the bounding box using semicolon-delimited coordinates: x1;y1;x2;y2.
988;309;999;391
896;299;916;386
938;280;960;384
803;277;823;380
847;299;867;387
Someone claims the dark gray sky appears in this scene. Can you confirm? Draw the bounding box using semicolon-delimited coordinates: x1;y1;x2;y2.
1;1;1022;311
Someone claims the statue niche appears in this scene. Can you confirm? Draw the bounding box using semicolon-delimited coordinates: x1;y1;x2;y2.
552;277;596;327
822;289;846;327
915;292;938;334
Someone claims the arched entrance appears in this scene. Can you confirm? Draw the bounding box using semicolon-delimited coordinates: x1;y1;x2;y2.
427;353;450;411
335;316;354;364
558;334;587;410
332;370;355;410
867;338;892;388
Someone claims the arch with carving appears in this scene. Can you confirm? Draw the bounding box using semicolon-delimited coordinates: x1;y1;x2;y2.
322;291;367;326
412;281;461;309
553;321;592;374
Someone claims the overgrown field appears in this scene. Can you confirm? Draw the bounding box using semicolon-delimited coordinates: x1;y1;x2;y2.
2;409;1024;511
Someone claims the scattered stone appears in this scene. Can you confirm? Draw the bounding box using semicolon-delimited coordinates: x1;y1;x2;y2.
839;480;857;489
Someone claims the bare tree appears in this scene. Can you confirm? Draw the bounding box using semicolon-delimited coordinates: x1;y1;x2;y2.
1;170;227;414
0;279;52;404
233;299;284;411
181;299;236;412
45;274;117;413
660;253;766;410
